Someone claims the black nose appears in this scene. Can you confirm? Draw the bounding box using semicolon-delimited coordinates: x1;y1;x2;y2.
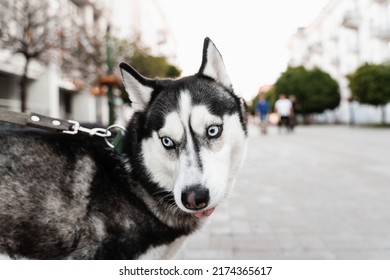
181;185;210;210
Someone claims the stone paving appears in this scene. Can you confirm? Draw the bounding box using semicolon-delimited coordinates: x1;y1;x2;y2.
177;124;390;259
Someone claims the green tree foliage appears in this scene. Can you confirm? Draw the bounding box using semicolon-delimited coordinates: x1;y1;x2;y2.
247;96;258;116
347;63;390;124
264;87;278;110
274;66;340;115
112;37;181;105
112;38;181;79
347;63;390;105
128;49;181;78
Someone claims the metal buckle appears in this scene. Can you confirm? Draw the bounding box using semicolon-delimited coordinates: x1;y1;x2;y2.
79;126;112;138
63;120;80;135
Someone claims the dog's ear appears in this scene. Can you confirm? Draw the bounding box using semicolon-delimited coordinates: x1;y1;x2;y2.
198;37;232;89
120;62;155;112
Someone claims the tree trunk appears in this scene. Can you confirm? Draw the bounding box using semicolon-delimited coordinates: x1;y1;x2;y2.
20;57;30;112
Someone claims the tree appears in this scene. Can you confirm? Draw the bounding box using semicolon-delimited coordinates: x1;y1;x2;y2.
60;23;104;87
274;66;340;118
127;48;181;78
111;37;181;105
0;0;55;112
347;63;390;124
112;37;181;79
0;0;104;112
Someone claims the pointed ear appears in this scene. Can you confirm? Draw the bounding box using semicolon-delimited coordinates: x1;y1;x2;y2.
119;62;155;112
198;38;232;89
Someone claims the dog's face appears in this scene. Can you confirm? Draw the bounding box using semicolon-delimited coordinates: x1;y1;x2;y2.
120;38;247;218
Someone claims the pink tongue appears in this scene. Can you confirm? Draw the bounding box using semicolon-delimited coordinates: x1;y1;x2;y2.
194;208;215;219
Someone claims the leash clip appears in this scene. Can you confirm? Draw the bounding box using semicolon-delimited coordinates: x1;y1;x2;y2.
63;120;80;135
0;108;124;151
63;120;112;138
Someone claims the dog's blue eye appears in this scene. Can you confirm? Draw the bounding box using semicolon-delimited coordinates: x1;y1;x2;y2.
161;137;175;149
207;125;222;139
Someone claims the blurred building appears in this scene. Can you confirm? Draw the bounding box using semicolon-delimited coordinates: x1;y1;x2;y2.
0;0;111;123
288;0;390;124
0;0;178;124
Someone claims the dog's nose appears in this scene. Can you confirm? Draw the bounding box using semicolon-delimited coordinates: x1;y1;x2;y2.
181;185;210;210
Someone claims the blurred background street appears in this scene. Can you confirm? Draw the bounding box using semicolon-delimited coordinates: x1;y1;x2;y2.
178;124;390;259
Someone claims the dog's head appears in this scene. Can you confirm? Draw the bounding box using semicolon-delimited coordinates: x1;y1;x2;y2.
120;38;247;218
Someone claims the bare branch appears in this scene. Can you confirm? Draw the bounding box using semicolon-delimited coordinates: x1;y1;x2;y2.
0;0;106;111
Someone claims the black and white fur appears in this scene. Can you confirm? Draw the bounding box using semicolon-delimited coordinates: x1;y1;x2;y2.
0;38;247;259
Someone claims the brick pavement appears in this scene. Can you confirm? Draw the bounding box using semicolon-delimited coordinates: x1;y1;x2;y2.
177;124;390;259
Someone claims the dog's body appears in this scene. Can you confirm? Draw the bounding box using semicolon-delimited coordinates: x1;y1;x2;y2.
0;38;247;259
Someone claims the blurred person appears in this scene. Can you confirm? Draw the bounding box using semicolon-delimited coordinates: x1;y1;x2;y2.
256;93;269;134
275;94;293;133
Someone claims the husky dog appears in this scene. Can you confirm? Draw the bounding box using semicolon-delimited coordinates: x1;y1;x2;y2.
0;38;247;259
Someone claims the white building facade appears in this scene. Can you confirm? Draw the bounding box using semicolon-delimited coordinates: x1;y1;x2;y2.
0;0;178;125
0;0;111;123
288;0;390;124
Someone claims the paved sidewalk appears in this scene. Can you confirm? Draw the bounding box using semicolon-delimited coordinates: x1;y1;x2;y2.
177;124;390;259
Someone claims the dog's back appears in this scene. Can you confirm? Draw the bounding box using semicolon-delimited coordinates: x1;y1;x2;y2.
0;131;110;258
1;130;92;258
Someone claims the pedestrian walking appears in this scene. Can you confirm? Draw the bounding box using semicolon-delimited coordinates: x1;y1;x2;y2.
275;94;293;133
256;93;269;134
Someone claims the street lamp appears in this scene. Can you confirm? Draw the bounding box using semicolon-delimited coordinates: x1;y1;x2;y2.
106;24;115;125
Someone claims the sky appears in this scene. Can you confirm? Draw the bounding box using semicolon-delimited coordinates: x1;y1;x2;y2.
112;0;330;100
